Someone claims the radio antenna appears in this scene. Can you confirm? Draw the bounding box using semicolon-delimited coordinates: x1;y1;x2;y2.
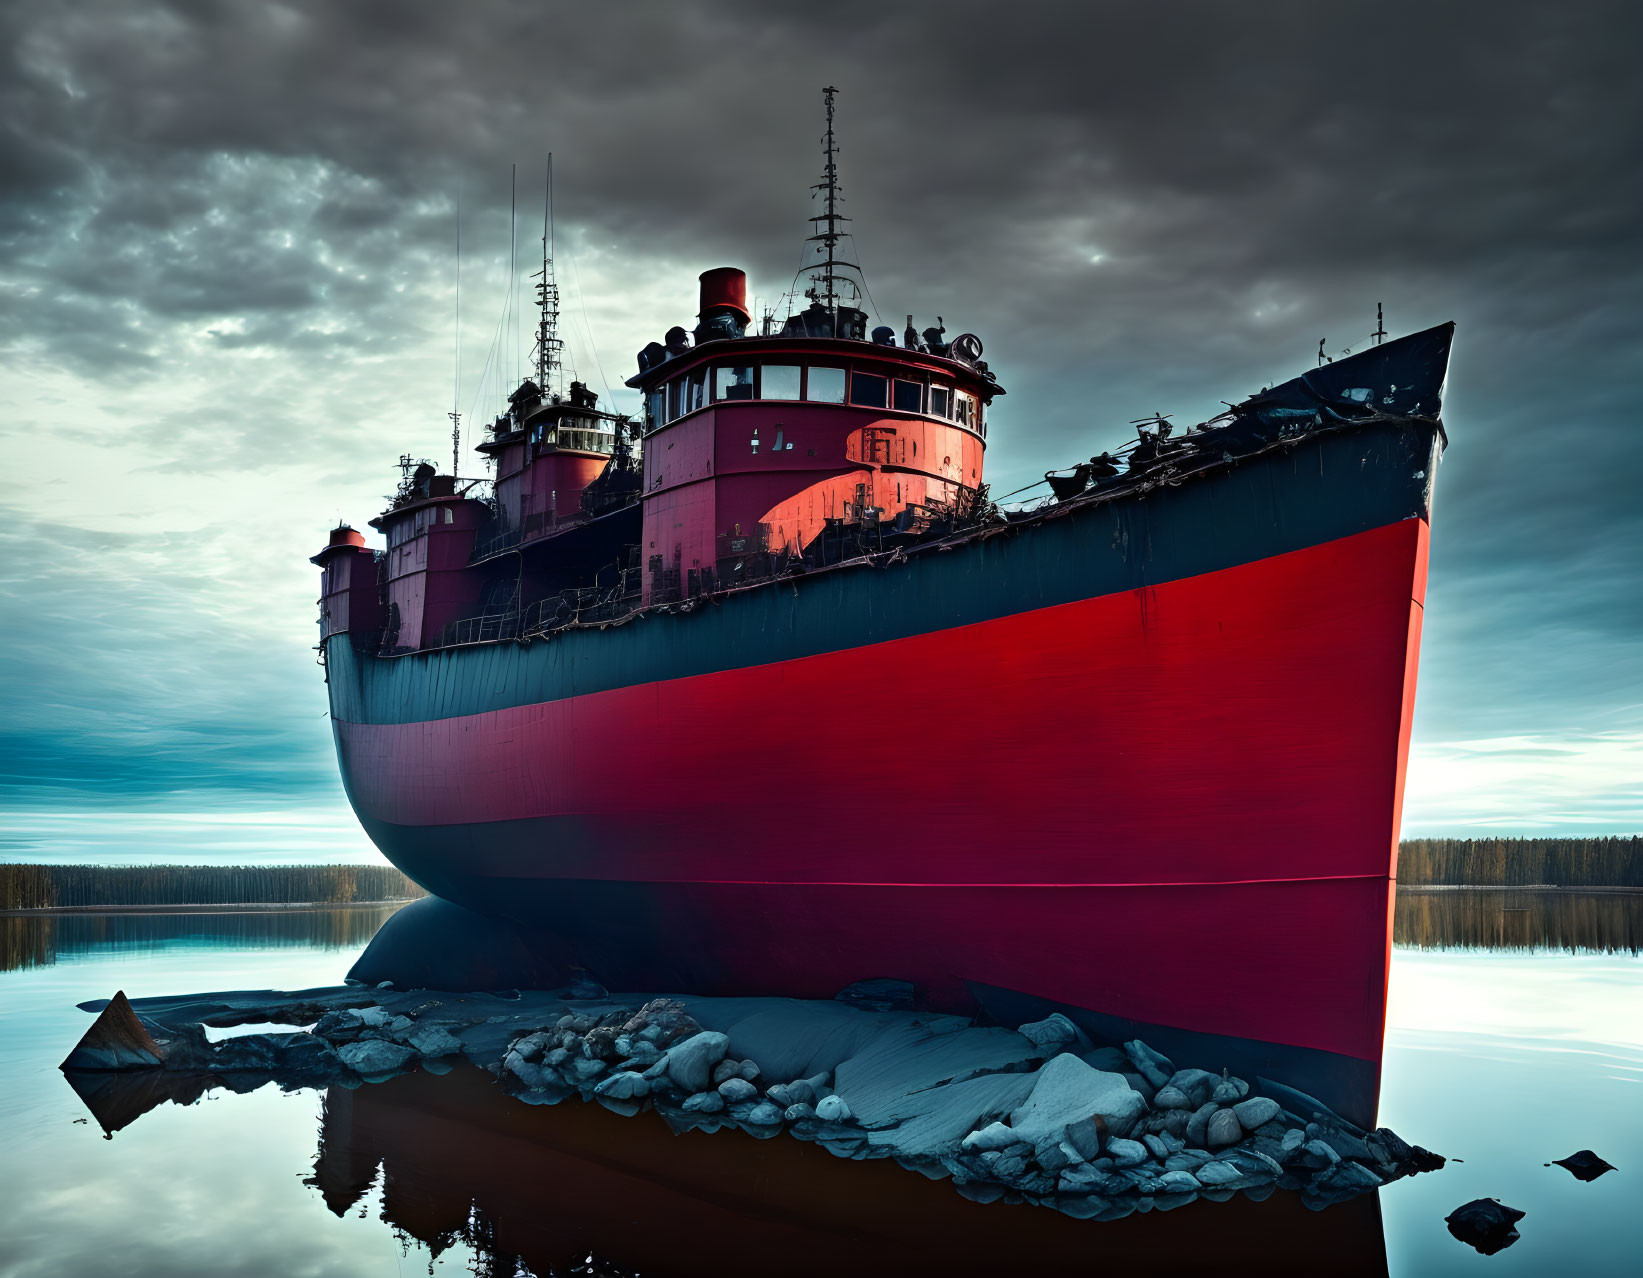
1373;302;1387;346
804;86;861;314
532;155;563;398
449;181;462;477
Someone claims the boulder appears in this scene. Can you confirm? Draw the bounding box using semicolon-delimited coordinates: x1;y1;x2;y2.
594;1071;650;1102
1186;1102;1219;1146
1106;1138;1148;1169
1007;1053;1145;1145
681;1089;725;1114
1016;1014;1084;1051
408;1025;463;1058
663;1031;730;1094
712;1058;743;1086
1550;1149;1615;1182
1316;1161;1381;1194
1369;1126;1414;1163
784;1103;816;1122
815;1094;853;1122
1444;1199;1525;1255
1232;1097;1280;1131
745;1101;784;1126
1212;1075;1249;1104
1206;1109;1242;1148
961;1121;1019;1153
1141;1134;1170;1159
1157;1170;1200;1194
1035;1138;1074;1173
1163;1068;1220;1108
60;993;165;1072
717;1077;757;1103
1300;1139;1340;1169
1152;1085;1190;1110
339;1039;416;1075
1122;1040;1175;1091
1063;1117;1105;1162
1195;1161;1242;1187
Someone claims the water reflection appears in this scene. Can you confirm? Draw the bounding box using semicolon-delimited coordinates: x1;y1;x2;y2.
0;906;403;972
1393;890;1641;954
298;1066;1388;1278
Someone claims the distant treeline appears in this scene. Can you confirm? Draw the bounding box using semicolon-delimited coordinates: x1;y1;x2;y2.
0;864;426;911
1399;837;1642;887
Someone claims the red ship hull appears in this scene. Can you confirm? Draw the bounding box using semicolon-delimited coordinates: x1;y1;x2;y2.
333;464;1433;1124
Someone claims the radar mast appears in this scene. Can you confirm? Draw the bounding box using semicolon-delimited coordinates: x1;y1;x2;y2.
804;87;866;314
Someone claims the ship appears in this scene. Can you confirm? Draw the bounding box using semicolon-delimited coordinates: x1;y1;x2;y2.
312;90;1452;1128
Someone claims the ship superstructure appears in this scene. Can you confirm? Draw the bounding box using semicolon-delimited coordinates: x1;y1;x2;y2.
313;90;1453;1128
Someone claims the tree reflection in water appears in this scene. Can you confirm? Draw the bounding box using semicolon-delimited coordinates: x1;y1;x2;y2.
1394;889;1641;954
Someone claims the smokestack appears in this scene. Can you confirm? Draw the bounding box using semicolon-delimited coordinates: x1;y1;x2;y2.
698;268;750;325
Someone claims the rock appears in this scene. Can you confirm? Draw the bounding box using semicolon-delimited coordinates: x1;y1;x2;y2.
784;1102;816;1122
1063;1117;1104;1162
1206;1109;1242;1148
1122;1040;1175;1090
1319;1126;1371;1164
681;1089;725;1114
1035;1138;1074;1173
1301;1139;1340;1168
1163;1068;1220;1108
738;1059;761;1082
1445;1199;1525;1255
1153;1085;1190;1110
1082;1046;1129;1073
376;980;393;990
1316;1161;1381;1194
1232;1096;1280;1131
1195;1161;1242;1187
1017;1014;1084;1051
1141;1134;1170;1159
60;992;165;1072
766;1081;813;1108
339;1039;416;1075
1007;1053;1146;1145
1212;1075;1249;1104
1186;1102;1219;1146
717;1077;757;1103
626;1040;661;1067
1157;1169;1200;1193
957;1123;1010;1154
993;1153;1027;1180
594;1071;650;1101
1057;1163;1106;1194
1550;1149;1615;1182
815;1094;852;1122
408;1026;463;1058
663;1030;730;1094
1156;1109;1189;1139
712;1058;743;1086
745;1101;784;1126
1281;1127;1306;1152
1409;1145;1447;1172
1106;1138;1148;1168
1164;1152;1207;1172
1367;1126;1411;1163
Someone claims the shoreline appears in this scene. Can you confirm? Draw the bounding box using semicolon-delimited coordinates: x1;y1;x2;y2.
1395;884;1643;895
1;899;420;918
7;887;1641;917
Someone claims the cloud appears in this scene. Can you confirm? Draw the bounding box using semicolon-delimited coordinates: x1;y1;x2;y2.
1;0;1639;837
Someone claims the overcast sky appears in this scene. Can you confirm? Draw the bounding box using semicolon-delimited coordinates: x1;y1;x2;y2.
3;0;1639;862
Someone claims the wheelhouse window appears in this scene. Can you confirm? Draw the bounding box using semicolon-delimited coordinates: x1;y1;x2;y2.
760;363;801;400
893;379;923;414
645;390;664;433
930;384;952;419
806;366;846;403
851;371;889;409
686;369;707;414
954;390;978;429
715;365;754;402
666;378;685;422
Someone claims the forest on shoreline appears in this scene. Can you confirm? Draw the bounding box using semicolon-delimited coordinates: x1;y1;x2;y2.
1;837;1638;910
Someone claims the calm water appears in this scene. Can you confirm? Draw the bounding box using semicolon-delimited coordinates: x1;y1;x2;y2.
0;895;1638;1276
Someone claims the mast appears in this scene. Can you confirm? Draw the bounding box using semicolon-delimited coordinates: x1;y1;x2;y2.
805;86;860;314
532;156;563;399
449;182;462;477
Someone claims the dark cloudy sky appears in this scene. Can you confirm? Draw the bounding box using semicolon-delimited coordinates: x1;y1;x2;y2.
3;0;1639;861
